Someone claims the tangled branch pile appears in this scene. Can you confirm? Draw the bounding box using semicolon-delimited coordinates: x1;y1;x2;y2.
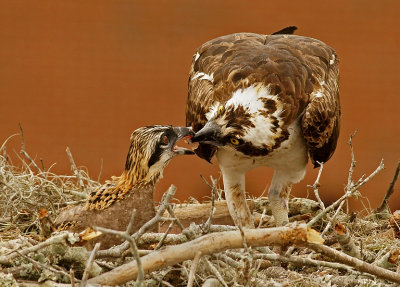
0;132;399;287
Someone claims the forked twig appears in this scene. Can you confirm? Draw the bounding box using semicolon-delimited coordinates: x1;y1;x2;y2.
308;162;325;210
81;242;101;286
96;185;177;258
94;209;144;287
308;159;384;228
376;159;400;213
65;147;85;191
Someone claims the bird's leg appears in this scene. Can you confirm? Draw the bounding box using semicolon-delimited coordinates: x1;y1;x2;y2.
220;167;254;228
268;172;293;226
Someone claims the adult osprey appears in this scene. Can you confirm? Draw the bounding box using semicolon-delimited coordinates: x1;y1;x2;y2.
187;27;340;228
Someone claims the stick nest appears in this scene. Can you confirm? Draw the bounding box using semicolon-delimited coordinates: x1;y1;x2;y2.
0;133;399;287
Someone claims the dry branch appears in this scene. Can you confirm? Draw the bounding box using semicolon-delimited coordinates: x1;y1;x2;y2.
204;258;228;287
308;162;325;210
94;209;144;286
334;223;361;259
0;232;70;265
15;250;74;282
65;147;84;191
88;223;322;285
81;242;100;286
308;243;400;284
308;158;384;227
376;159;400;213
96;185;177;258
19;123;42;173
253;253;355;273
161;197;320;233
373;249;399;269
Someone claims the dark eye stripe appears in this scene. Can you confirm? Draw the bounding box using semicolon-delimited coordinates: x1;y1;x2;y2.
148;145;163;168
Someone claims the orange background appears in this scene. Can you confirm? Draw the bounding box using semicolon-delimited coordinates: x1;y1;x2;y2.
1;1;399;211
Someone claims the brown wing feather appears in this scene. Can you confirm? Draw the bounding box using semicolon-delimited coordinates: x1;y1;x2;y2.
186;32;340;164
302;56;340;167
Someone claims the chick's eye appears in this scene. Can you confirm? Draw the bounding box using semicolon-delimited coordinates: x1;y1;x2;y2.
230;137;240;145
162;135;169;145
217;105;224;116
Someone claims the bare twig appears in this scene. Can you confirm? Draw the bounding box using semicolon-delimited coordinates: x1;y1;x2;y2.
94;209;144;287
203;176;217;233
135;225;237;248
187;251;202;287
308;243;400;284
166;205;184;231
320;199;346;237
347;130;357;188
96;185;177;258
204;258;228;287
88;223;323;285
70;269;75;287
0;133;19;153
97;158;103;182
376;159;400;213
81;242;101;286
19;123;41;173
65;147;84;191
15;250;75;282
253;252;355;273
0;232;70;265
154;220;175;250
373;249;399;269
308;162;325;210
308;159;384;227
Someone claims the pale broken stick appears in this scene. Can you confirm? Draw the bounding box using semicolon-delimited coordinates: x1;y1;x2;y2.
308;243;400;284
334;223;361;259
65;147;85;191
88;223;323;285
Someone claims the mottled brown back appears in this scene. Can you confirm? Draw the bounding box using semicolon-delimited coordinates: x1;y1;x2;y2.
186;31;340;165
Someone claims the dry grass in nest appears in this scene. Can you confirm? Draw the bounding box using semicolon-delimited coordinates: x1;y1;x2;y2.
0;138;99;240
0;131;399;286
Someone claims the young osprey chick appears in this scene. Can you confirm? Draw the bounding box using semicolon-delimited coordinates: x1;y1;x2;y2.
55;126;194;248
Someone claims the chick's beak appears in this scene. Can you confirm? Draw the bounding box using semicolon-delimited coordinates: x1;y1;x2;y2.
172;127;195;155
190;122;223;146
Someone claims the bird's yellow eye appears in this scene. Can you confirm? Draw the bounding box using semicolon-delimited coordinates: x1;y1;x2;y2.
230;137;240;145
217;105;224;116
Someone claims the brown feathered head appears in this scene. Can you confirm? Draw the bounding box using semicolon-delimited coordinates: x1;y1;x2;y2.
85;125;194;210
123;125;194;186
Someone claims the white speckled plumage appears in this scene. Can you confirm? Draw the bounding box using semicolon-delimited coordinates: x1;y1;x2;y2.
186;28;340;227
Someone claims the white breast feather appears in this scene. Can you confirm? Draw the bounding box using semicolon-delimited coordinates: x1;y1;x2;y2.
227;84;284;147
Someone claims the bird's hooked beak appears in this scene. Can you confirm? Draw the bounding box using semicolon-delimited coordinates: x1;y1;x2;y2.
190;122;223;146
171;127;196;155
